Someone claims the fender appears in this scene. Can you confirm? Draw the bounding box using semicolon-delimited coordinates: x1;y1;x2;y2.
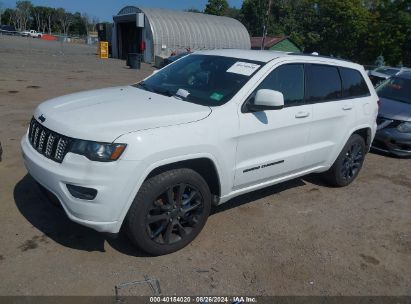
328;123;376;168
115;152;224;230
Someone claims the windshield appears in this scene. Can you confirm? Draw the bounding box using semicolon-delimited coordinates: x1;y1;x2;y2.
376;76;411;104
135;54;264;106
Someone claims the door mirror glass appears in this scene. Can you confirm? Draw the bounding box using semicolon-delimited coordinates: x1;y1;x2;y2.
249;89;284;111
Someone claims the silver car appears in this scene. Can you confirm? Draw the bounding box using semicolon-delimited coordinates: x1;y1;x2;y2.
372;71;411;157
368;66;410;87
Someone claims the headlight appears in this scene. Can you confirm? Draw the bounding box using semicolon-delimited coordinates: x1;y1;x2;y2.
397;122;411;133
70;140;126;161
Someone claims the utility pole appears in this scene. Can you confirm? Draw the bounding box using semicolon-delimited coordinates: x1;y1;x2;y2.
261;0;272;50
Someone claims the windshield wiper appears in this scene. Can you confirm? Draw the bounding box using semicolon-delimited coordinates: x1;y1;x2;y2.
138;84;190;101
158;90;174;97
151;87;174;97
137;82;152;92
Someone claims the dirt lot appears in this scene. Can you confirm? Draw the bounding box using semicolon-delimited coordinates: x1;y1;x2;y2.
0;35;410;296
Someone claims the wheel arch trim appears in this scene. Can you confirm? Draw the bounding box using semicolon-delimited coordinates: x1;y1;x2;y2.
329;123;375;168
116;153;223;231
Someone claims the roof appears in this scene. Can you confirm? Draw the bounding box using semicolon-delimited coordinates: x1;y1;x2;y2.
250;36;289;49
193;49;364;70
194;49;288;62
116;6;251;51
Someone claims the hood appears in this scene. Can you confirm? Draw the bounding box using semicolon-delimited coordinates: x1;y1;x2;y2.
34;86;211;142
379;97;411;122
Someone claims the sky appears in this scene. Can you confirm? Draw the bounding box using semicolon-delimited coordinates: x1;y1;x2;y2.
1;0;244;22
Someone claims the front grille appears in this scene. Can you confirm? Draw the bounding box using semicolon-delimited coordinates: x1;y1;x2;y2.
28;117;72;163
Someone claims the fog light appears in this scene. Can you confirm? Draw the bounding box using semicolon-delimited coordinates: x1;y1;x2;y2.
67;184;97;200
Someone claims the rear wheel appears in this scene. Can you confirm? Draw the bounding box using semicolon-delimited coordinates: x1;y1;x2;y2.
323;134;366;187
125;168;211;255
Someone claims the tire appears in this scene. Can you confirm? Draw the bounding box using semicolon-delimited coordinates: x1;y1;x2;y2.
323;134;366;187
125;168;211;256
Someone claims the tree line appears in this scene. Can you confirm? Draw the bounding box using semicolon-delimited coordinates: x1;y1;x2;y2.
0;0;98;36
200;0;411;66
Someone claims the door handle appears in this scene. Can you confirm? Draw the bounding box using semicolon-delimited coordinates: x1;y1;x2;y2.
342;105;352;110
295;111;310;118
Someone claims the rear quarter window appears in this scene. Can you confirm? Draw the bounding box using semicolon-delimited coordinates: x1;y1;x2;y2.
339;67;370;98
306;64;342;102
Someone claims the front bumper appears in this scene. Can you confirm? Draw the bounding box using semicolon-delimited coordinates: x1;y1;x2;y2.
21;135;140;233
372;128;411;157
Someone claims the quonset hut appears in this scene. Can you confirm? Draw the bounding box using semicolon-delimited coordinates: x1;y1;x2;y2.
112;6;251;63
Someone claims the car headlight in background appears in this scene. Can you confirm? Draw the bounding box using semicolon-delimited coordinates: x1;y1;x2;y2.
397;121;411;133
70;140;126;161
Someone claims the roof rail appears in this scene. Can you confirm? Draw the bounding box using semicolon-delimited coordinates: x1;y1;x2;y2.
288;52;353;63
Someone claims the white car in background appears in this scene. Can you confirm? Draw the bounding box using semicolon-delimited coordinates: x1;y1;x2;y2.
21;30;42;38
21;50;378;255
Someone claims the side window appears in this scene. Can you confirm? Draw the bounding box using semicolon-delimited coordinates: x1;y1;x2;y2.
257;64;305;106
306;64;342;102
339;67;370;98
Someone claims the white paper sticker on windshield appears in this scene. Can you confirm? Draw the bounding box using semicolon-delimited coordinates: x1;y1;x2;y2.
176;88;190;99
226;62;261;76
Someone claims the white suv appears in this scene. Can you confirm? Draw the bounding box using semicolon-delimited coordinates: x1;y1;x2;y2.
21;50;378;255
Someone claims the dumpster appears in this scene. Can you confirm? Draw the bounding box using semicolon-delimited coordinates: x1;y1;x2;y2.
128;53;142;69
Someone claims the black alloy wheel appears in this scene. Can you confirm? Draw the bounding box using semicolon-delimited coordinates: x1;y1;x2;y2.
146;183;204;245
323;134;366;187
125;168;211;255
340;142;364;183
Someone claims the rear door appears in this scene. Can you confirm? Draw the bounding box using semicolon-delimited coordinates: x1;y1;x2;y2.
339;67;373;136
234;63;312;188
304;64;357;167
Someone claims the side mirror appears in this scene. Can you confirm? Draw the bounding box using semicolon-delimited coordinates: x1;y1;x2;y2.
248;89;284;112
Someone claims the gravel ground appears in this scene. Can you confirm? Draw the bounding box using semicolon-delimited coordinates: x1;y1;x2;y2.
0;35;410;296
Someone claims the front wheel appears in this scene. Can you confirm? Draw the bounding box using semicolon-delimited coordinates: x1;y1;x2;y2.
323;134;366;187
125;168;211;255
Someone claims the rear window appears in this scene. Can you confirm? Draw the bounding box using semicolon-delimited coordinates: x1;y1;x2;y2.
306;65;342;102
339;67;370;98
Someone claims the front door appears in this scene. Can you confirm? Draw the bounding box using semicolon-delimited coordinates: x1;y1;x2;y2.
234;63;312;189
